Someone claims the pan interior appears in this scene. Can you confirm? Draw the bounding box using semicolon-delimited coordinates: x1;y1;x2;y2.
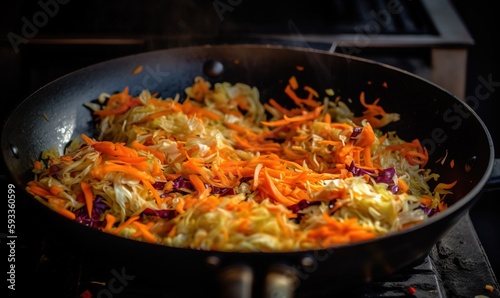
1;45;494;253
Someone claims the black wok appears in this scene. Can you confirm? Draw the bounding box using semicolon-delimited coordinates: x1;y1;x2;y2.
1;44;496;297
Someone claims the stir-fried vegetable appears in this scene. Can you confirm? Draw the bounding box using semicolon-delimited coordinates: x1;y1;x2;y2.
26;75;456;252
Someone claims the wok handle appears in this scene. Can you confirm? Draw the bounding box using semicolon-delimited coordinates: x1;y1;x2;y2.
218;264;253;298
217;264;298;298
264;264;298;298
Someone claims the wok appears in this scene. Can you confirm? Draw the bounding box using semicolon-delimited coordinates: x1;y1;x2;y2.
1;44;496;297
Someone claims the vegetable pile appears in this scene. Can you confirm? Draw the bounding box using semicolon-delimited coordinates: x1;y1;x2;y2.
26;76;456;251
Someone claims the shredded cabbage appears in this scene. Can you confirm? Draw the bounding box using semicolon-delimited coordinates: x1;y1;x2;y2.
26;76;454;252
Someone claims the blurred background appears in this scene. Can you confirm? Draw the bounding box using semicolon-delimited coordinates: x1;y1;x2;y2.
1;0;499;296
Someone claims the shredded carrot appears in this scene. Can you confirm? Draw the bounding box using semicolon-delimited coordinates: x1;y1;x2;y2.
262;168;298;206
94;87;141;117
276;214;291;238
81;133;96;145
189;174;206;195
25;75;452;253
434;181;457;195
398;178;409;193
112;215;140;235
48;185;63;196
57;208;76;220
355;122;375;148
81;181;94;217
175;198;185;214
33;160;43;170
131;221;158;244
104;213;117;232
27;183;52;198
353;92;400;128
289;76;299;90
132;141;166;163
132;65;143;75
91;163;153;182
167;225;177;237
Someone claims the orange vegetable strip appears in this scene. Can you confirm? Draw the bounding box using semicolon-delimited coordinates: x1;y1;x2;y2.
94;105;129;117
267;98;294;116
225;122;253;134
81;181;94;217
438;201;448;212
284;84;305;107
347;230;376;241
104;213;117;232
378;133;388;145
262;168;297;206
27;184;53;198
261;106;321;127
419;195;433;207
167;225;177;237
151;162;166;180
405;151;429;167
132;65;143;75
181;158;214;184
90;163;161;206
81;133;96;145
189;174;207;195
131;221;158;244
94;87;142;117
398;178;409;193
141;179;162;207
289;76;299;90
303;86;319;98
92;141;138;158
252;163;263;190
112;215;140;235
234;95;249;111
324;113;331;123
49;185;63;196
175;199;185;214
132;141;166;163
276;214;291;238
363;146;373;168
106;156;148;164
355;122;375;148
33;160;43;170
57;208;76;220
91;163;154;182
146;99;182;110
434;180;458;194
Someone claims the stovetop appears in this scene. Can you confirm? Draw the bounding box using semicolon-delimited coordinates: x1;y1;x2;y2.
1;1;497;297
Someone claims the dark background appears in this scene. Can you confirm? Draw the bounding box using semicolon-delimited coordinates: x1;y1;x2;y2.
0;0;499;294
452;0;500;282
